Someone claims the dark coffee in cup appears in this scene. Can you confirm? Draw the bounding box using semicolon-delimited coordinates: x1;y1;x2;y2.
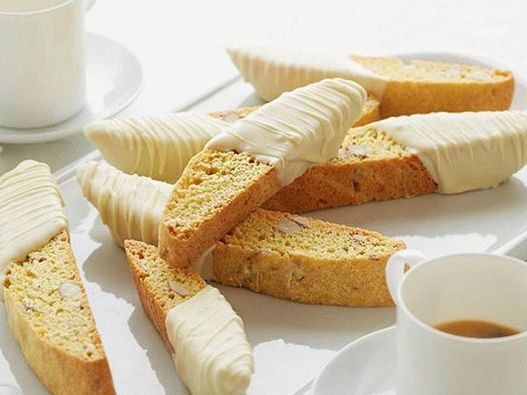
434;320;520;338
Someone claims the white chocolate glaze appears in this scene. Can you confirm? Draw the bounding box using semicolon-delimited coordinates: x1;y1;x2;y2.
227;45;387;101
76;164;217;278
166;285;254;395
0;161;67;285
76;161;171;246
373;111;527;193
206;78;366;185
84;113;233;183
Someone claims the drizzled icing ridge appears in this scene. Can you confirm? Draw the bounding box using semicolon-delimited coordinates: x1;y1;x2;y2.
84;113;233;183
76;161;171;246
0;160;67;276
166;285;254;395
206;78;367;185
227;45;387;101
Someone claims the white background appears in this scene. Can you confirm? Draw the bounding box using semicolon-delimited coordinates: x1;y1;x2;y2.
1;0;526;172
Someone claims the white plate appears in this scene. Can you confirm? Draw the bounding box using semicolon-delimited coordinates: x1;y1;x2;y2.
2;52;527;395
312;327;396;395
0;32;143;144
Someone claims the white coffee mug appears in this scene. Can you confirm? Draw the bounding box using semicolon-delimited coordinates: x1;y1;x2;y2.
0;0;95;129
386;250;527;395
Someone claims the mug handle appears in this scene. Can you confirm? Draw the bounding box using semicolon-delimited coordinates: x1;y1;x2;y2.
87;0;96;10
385;249;428;305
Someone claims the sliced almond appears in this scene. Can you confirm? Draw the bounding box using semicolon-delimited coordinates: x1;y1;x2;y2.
284;265;294;288
348;144;370;157
337;144;369;160
168;279;190;296
351;234;367;242
165;217;187;228
59;282;81;297
22;298;35;311
276;218;302;234
291;215;310;228
137;260;149;272
337;147;347;161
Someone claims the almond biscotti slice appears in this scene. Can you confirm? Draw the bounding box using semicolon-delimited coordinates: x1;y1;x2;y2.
77;162;405;307
125;240;254;395
264;111;527;213
159;78;367;267
208;210;406;307
227;46;514;118
0;161;115;395
351;55;513;117
158;148;281;267
83;96;379;184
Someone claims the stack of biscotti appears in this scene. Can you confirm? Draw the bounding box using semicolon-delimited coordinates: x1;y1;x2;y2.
77;161;405;307
83;96;379;184
84;109;527;215
158;78;367;267
125;240;254;395
1;161;115;395
227;45;514;117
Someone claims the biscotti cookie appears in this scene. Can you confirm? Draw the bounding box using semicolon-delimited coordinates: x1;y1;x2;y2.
84;96;379;184
77;162;405;306
227;46;514;117
208;209;405;307
158;78;366;267
264;111;527;213
0;161;115;395
125;240;254;395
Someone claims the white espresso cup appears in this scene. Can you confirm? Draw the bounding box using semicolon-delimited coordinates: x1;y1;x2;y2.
386;250;527;395
0;0;95;129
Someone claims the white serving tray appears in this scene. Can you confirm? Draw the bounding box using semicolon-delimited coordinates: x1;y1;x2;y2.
2;52;527;395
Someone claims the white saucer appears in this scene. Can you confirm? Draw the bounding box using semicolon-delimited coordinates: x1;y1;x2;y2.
0;32;143;144
312;327;396;395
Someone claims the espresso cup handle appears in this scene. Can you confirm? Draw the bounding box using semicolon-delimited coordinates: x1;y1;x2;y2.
386;249;428;305
87;0;96;10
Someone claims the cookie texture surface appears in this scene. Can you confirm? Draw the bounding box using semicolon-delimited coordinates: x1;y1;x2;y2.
212;209;406;306
352;55;514;118
3;230;115;395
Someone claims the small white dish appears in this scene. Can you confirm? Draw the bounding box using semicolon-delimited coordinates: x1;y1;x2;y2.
0;32;143;144
312;327;396;395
